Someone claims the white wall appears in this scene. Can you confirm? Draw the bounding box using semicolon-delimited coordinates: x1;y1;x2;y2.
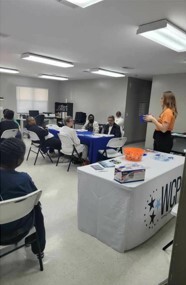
0;74;60;114
59;78;128;123
145;73;186;149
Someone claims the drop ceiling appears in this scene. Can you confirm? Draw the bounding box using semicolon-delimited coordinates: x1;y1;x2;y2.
0;0;186;80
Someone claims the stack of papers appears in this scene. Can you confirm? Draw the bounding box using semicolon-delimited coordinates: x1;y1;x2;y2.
99;161;115;168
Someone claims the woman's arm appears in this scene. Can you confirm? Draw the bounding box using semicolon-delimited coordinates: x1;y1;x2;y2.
144;115;169;133
82;122;87;130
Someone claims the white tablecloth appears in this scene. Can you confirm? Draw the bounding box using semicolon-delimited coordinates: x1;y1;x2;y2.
77;153;184;252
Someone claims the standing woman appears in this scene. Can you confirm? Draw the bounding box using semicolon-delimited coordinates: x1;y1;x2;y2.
144;91;178;153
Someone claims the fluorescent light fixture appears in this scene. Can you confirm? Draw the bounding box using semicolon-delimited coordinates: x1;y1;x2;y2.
137;19;186;52
90;68;125;78
21;53;74;68
38;74;68;81
0;67;19;74
57;0;103;8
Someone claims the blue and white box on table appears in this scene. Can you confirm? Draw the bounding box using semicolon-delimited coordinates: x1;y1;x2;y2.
114;163;146;183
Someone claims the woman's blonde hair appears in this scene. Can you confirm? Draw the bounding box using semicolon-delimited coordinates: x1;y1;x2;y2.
162;91;178;117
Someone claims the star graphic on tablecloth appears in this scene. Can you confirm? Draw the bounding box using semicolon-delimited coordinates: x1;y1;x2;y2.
150;211;156;225
155;198;161;210
148;197;155;211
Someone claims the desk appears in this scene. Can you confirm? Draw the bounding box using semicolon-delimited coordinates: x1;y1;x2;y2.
172;133;186;155
77;153;184;252
77;131;114;163
48;128;114;163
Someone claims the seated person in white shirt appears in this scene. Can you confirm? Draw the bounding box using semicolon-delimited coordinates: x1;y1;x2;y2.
115;111;124;135
60;116;88;161
82;114;99;133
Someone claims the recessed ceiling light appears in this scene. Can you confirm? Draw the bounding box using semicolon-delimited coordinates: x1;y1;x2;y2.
21;53;74;68
38;74;69;81
0;67;19;74
90;68;125;78
57;0;103;8
137;19;186;52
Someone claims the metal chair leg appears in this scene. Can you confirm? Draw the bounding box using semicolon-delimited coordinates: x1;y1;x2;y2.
34;148;40;165
39;150;45;159
47;153;53;163
67;158;73;172
35;233;44;271
162;240;173;251
26;147;31;161
56;153;60;166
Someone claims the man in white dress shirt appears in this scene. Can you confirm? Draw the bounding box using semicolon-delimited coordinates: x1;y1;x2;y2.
82;114;99;133
60;116;88;161
115;111;124;135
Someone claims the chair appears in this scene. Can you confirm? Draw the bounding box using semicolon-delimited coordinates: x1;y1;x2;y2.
35;114;45;127
1;129;18;139
29;110;39;118
56;133;83;171
74;112;86;128
162;204;178;251
26;131;53;165
98;137;127;158
0;190;44;271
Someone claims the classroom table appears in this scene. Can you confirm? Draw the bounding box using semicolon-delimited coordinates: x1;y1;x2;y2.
77;152;184;252
48;128;114;163
172;132;186;155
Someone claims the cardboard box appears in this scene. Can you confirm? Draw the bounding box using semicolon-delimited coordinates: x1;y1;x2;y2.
114;163;145;183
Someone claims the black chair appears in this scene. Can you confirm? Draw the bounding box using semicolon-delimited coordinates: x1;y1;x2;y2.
29;110;39;118
74;112;86;127
35;115;45;127
26;131;53;165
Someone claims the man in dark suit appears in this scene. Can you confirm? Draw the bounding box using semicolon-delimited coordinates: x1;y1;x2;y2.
103;115;121;137
26;117;61;154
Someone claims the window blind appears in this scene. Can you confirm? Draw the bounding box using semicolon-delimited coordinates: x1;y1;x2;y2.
16;87;48;113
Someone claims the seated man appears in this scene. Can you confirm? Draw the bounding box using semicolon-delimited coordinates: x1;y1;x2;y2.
0;138;46;257
60;116;88;161
26;117;61;155
0;109;21;139
82;114;99;133
104;115;121;137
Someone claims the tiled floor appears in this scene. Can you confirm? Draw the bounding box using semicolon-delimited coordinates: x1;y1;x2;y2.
0;140;175;285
